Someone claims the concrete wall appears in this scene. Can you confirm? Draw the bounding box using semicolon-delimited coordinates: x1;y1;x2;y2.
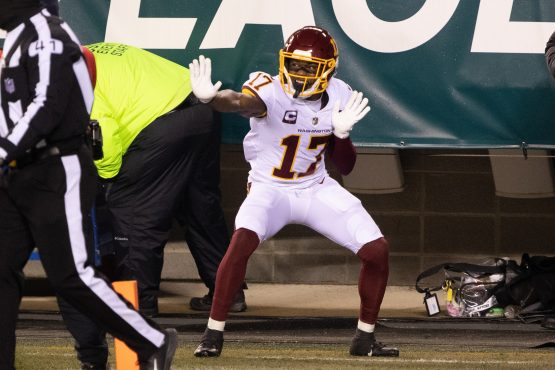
163;145;555;286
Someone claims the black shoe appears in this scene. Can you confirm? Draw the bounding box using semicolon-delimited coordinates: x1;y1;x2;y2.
189;293;212;311
139;306;159;318
190;291;247;313
139;296;159;318
81;363;108;370
140;328;178;370
193;328;224;357
541;315;555;330
230;290;247;312
349;329;399;357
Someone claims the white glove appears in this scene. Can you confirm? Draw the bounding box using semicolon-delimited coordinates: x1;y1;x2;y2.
189;55;222;103
332;91;371;139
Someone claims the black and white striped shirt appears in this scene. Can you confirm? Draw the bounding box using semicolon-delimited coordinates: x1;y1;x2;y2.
0;9;93;163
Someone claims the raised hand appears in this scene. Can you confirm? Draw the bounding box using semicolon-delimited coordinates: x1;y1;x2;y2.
331;91;371;139
189;55;223;103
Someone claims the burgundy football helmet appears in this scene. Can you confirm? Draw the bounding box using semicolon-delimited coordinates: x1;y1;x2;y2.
279;26;338;98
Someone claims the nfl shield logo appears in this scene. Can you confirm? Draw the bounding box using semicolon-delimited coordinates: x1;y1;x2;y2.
312;117;319;126
4;78;15;94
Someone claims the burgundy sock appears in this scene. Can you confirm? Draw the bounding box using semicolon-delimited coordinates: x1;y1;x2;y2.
356;237;390;324
210;228;259;321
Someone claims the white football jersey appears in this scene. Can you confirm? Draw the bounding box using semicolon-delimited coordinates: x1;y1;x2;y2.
242;72;353;188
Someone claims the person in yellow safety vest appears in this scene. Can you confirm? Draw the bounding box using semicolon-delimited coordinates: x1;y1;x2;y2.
87;43;192;179
57;43;246;370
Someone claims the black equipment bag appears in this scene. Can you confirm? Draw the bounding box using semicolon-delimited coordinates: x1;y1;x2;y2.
416;254;555;318
415;259;506;317
495;254;555;311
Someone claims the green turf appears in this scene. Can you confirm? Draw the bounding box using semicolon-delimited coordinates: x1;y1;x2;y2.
16;338;555;370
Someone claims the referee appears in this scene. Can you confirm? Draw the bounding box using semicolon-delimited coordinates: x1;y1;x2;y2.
0;2;176;369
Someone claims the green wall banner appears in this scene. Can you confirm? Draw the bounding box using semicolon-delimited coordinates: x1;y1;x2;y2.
3;0;555;148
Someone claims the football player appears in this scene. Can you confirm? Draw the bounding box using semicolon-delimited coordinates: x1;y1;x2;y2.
190;26;399;358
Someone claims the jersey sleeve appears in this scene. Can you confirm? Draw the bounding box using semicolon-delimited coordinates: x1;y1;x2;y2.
241;71;275;116
327;135;356;175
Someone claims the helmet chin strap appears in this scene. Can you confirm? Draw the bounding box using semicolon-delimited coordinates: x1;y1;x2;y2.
298;80;321;99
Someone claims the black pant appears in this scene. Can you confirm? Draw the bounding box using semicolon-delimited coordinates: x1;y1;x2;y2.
107;104;229;306
57;183;113;366
174;110;230;294
0;146;164;370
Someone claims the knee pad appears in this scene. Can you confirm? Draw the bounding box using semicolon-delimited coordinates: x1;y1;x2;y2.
357;237;389;267
227;228;260;260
